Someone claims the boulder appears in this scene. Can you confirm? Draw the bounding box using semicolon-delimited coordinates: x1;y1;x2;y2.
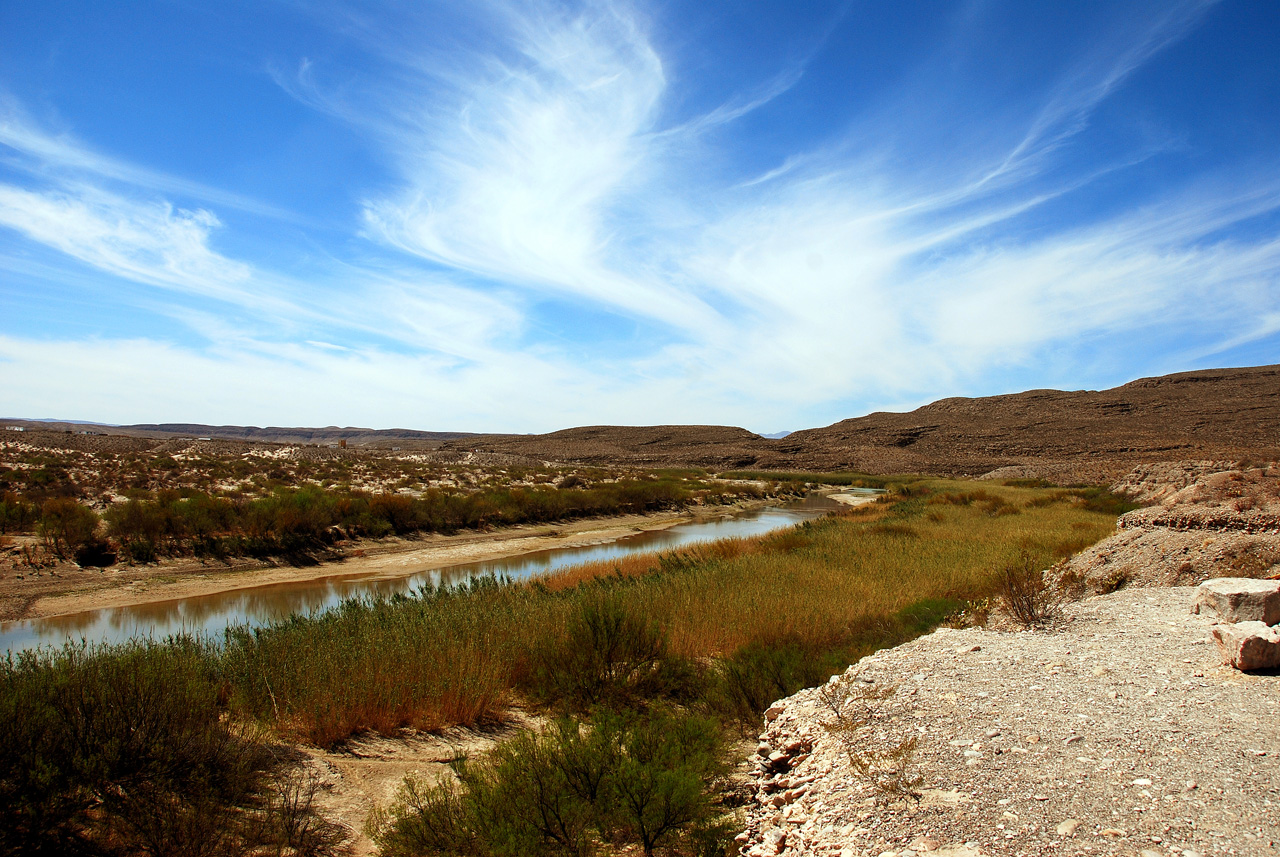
1192;578;1280;625
1211;621;1280;671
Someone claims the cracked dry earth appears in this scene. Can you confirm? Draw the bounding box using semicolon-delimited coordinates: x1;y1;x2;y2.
739;587;1278;857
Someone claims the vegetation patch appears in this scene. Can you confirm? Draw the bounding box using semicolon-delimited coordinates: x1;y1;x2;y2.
2;478;1127;855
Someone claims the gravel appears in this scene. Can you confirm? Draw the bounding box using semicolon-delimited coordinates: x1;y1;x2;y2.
738;586;1279;857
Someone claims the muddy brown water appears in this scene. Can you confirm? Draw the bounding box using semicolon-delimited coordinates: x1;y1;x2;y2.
1;493;871;652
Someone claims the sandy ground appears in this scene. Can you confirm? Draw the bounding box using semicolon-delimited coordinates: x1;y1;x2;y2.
298;711;549;855
1;501;782;622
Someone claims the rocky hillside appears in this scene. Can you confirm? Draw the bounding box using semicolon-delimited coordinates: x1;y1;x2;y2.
442;424;771;469
770;365;1280;478
0;420;476;450
445;365;1280;481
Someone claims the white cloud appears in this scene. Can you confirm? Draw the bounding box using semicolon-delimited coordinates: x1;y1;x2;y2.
0;183;255;301
351;3;725;333
0;98;297;220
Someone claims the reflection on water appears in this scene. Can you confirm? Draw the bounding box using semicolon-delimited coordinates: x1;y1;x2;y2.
1;494;862;652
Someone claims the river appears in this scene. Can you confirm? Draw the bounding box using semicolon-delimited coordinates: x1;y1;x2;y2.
1;491;879;652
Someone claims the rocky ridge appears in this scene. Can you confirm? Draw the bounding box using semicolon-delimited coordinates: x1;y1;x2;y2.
1054;464;1280;593
9;364;1280;477
445;365;1280;479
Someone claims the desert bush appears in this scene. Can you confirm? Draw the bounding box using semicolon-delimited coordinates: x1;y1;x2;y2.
1070;487;1141;515
371;708;727;857
522;594;699;714
0;641;346;857
37;498;98;559
1092;565;1131;594
706;636;837;730
818;677;922;805
997;550;1061;627
0;491;38;534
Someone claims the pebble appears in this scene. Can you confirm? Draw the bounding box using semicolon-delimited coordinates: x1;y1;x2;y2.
1056;818;1081;836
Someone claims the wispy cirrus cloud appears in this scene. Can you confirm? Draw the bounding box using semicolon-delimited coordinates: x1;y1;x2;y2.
0;98;299;221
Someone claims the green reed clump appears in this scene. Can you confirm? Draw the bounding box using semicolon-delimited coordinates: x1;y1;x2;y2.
220;580;530;747
98;477;728;562
519;594;702;715
0;640;345;857
211;478;1119;745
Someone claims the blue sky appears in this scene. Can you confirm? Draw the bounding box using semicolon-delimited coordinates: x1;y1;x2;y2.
1;1;1277;434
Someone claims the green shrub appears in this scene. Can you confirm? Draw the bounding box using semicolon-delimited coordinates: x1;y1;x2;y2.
0;641;345;857
1070;487;1141;516
0;491;38;534
37;498;98;559
372;709;728;857
706;636;838;729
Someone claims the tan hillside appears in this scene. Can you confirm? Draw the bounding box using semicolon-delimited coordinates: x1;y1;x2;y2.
442;365;1280;481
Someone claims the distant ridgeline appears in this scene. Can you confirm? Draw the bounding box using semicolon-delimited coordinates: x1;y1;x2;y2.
6;364;1279;480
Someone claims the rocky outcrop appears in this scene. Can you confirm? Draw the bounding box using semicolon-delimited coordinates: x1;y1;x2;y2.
1052;463;1280;592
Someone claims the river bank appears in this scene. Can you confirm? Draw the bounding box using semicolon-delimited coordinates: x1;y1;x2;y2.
1;495;835;624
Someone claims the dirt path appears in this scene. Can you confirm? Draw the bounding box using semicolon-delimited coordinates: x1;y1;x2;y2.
740;586;1279;857
298;711;548;856
1;502;773;622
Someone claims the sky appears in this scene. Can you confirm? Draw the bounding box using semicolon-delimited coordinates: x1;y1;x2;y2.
1;1;1278;435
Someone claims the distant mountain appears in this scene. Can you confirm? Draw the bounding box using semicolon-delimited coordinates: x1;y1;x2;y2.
9;364;1279;483
442;365;1280;482
0;420;476;449
760;431;792;439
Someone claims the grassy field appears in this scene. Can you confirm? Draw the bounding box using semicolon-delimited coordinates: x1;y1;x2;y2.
2;478;1126;855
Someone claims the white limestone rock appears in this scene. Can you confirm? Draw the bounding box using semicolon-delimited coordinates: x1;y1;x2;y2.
1192;577;1280;624
1210;620;1280;670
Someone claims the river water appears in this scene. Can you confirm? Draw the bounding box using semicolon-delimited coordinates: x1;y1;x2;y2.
1;492;877;653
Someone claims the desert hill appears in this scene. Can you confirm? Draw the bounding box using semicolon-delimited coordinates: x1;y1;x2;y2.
765;364;1280;478
444;365;1280;481
442;424;771;469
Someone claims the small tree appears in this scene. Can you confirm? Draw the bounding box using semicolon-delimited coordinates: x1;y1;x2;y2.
38;499;98;559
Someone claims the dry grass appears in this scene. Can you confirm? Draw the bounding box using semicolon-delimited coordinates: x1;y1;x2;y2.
527;481;1114;659
13;480;1120;751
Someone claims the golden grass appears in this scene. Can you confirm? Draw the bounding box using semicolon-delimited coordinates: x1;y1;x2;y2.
213;480;1118;744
